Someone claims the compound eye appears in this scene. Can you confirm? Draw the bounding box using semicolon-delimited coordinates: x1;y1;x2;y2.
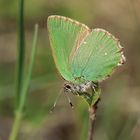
65;84;71;89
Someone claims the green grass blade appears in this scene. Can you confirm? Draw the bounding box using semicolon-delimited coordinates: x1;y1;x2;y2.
9;24;39;140
19;24;39;110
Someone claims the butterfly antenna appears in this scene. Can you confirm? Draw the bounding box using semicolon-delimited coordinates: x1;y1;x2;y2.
64;91;74;108
50;89;63;113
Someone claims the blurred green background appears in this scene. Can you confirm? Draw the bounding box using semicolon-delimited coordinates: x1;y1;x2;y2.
0;0;140;140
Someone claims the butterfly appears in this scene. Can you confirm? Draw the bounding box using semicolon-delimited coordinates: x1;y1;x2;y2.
47;15;125;105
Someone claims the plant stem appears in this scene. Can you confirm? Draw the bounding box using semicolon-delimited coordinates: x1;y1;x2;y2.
88;98;100;140
9;0;25;139
16;0;25;106
9;111;22;140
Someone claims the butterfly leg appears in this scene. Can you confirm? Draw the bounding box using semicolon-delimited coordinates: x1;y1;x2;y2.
91;82;98;93
64;90;74;108
63;83;76;108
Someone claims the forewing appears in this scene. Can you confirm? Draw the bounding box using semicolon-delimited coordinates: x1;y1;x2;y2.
47;15;90;81
71;28;125;82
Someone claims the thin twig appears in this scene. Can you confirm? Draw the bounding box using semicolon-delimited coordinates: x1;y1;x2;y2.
88;98;100;140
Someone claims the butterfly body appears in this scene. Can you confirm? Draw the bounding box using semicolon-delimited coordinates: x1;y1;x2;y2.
64;81;96;94
64;81;98;104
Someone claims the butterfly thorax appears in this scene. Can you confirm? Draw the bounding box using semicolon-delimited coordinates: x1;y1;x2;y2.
64;81;97;96
64;81;99;105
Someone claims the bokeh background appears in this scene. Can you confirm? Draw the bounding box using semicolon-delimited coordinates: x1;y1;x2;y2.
0;0;140;140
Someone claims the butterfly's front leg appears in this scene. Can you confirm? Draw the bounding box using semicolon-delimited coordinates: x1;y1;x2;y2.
91;82;98;93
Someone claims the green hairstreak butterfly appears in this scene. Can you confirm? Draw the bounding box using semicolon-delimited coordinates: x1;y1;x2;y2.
47;15;125;105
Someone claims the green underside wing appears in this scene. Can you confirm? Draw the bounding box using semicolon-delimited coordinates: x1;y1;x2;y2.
47;15;125;84
47;15;90;82
71;28;124;82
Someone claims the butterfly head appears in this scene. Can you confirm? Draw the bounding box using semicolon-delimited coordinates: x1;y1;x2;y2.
64;82;74;93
